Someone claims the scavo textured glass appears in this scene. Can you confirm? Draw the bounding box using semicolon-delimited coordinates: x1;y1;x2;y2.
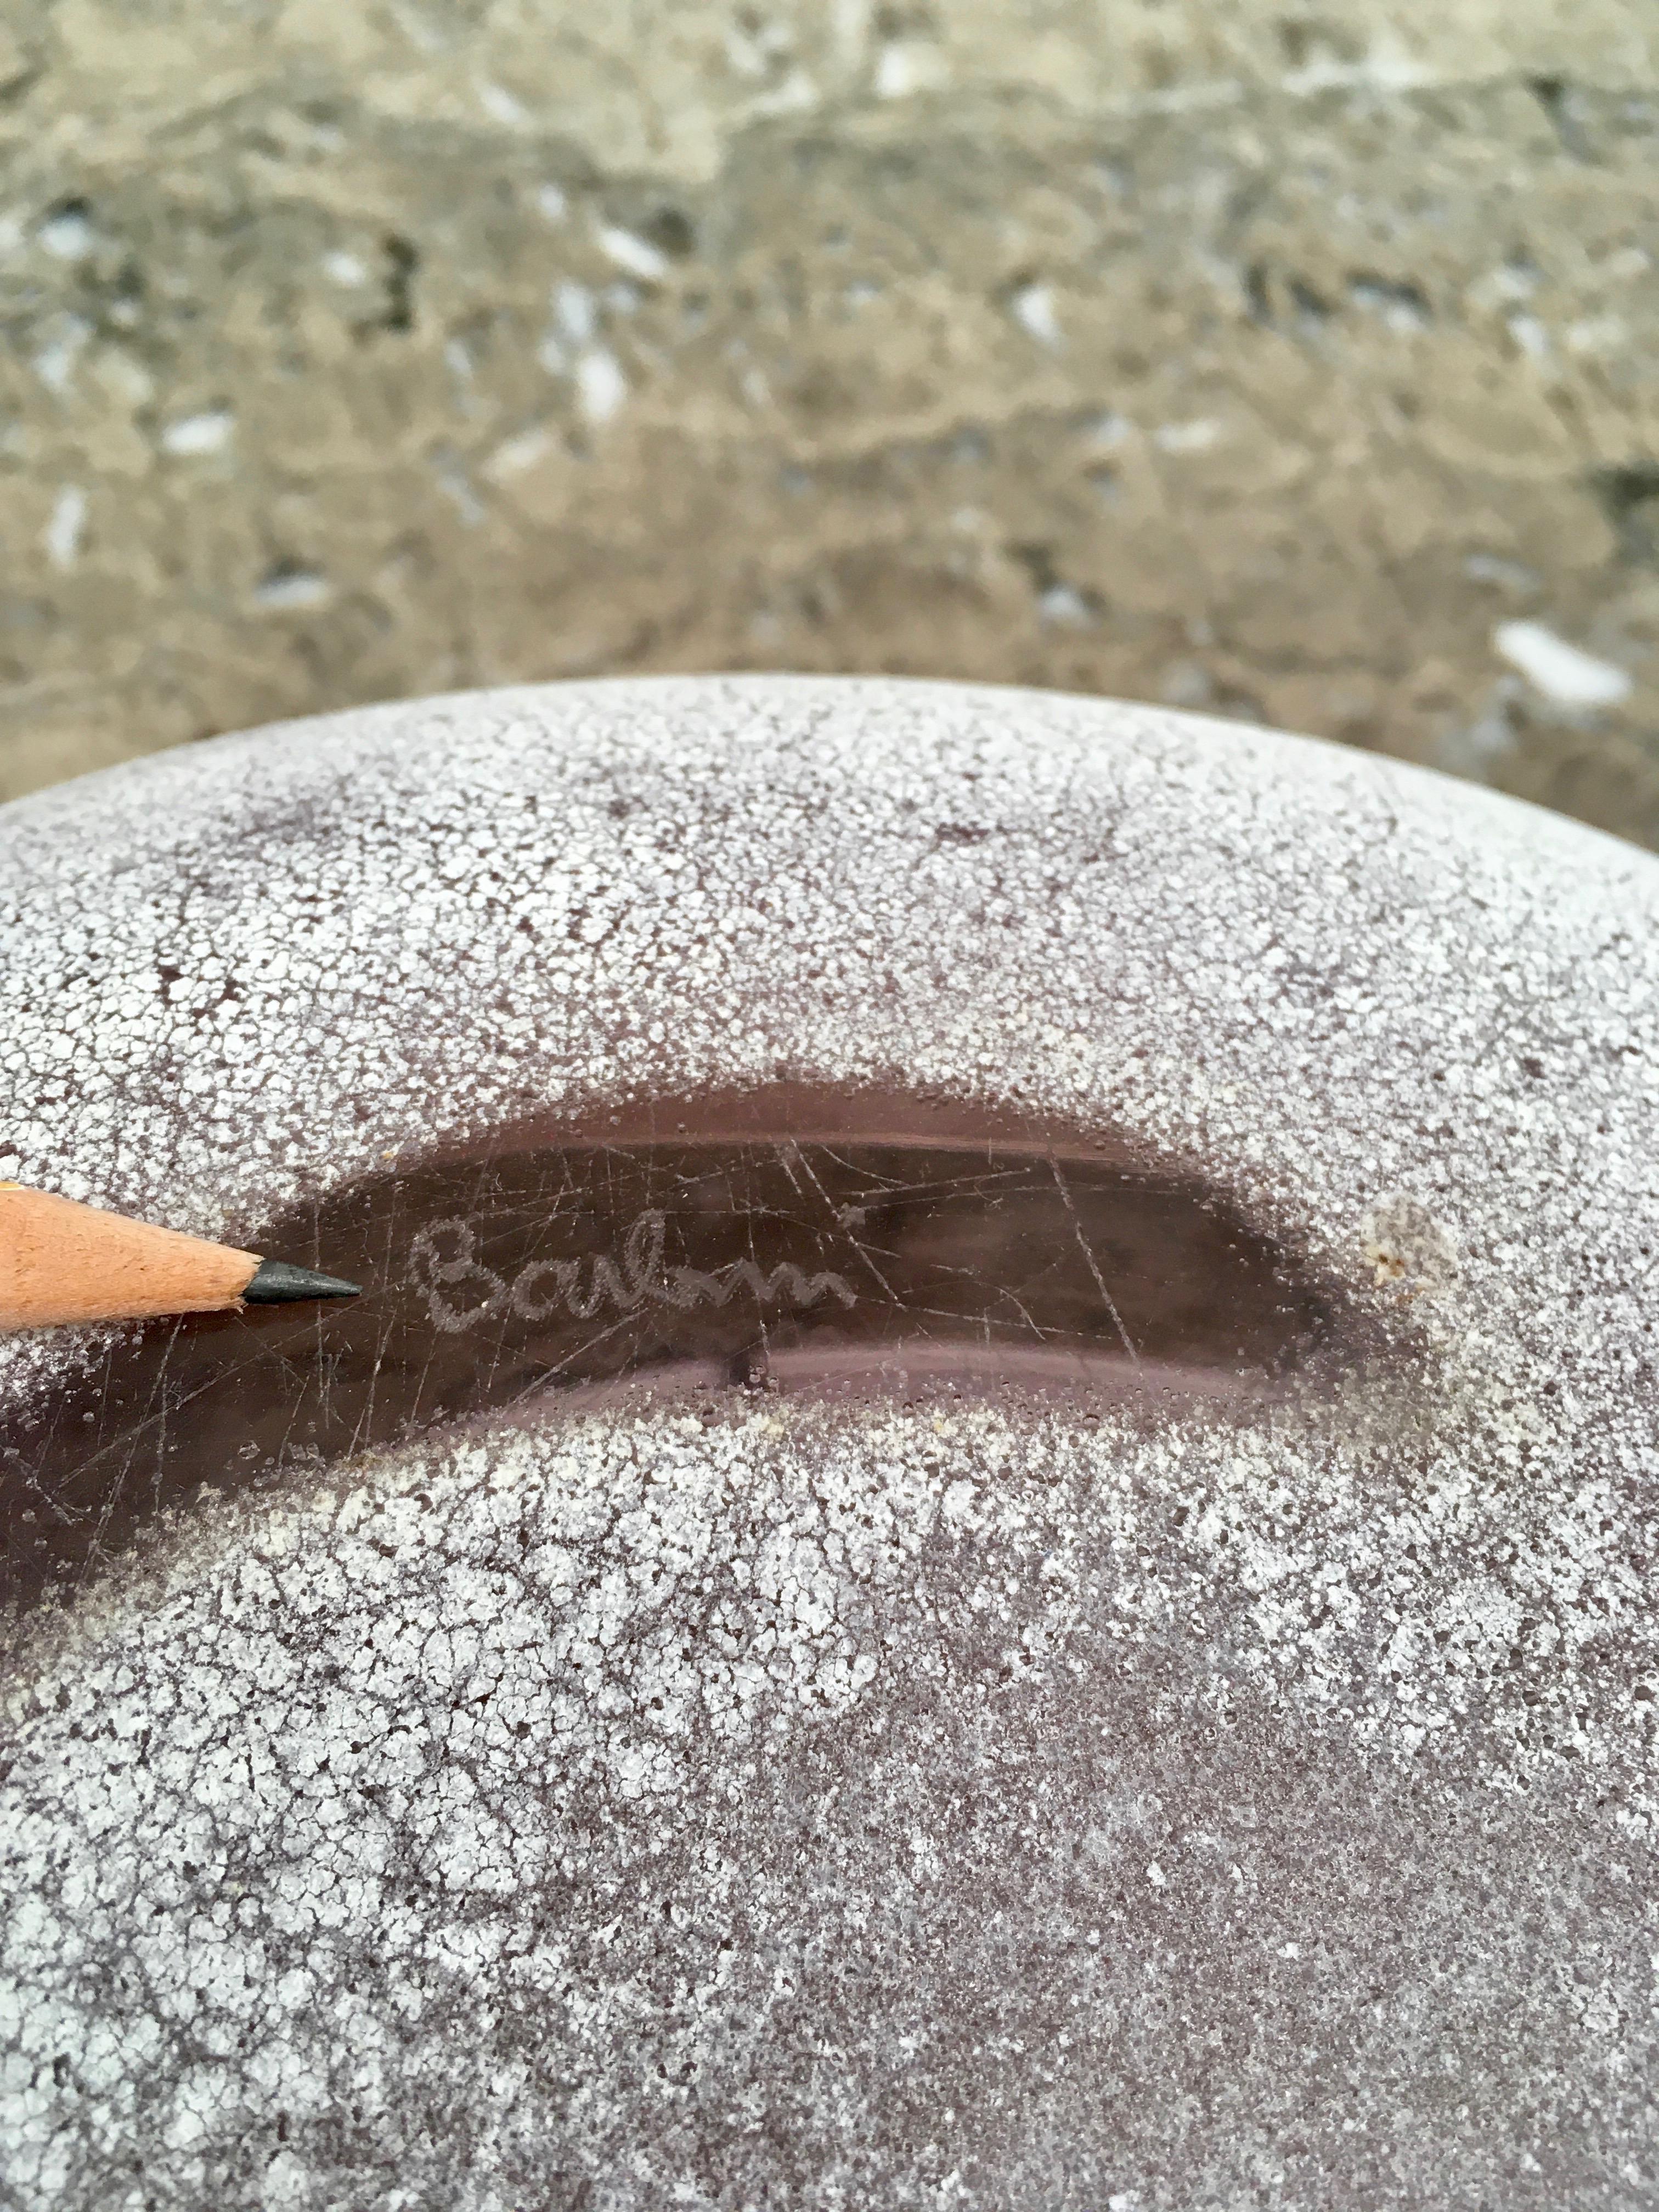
3;678;1656;2210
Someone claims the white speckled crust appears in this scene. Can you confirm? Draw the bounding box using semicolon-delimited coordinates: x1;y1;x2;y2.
3;676;1659;2208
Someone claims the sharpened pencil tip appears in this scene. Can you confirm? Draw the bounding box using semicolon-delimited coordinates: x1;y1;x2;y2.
244;1259;362;1305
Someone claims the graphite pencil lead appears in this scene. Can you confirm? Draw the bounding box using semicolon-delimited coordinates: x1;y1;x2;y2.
242;1259;362;1305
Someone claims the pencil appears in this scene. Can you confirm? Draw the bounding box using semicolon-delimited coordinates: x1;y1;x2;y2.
0;1184;360;1331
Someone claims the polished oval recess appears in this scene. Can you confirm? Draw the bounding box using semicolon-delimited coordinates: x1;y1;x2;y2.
0;1088;1365;1606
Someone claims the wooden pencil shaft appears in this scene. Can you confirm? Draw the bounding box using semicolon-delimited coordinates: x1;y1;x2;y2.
0;1185;260;1330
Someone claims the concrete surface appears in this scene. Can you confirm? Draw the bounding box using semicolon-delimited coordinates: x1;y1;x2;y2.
2;4;1658;840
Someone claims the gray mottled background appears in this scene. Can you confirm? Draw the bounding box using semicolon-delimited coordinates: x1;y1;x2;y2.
2;1;1658;840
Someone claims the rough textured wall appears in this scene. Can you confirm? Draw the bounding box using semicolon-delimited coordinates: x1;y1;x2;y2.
2;2;1657;838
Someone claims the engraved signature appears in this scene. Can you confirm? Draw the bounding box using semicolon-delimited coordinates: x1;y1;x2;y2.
409;1210;858;1335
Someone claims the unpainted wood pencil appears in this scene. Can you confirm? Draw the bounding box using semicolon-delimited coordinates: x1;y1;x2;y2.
0;1183;360;1331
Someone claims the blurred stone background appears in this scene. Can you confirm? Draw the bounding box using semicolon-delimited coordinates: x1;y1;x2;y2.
2;1;1657;838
